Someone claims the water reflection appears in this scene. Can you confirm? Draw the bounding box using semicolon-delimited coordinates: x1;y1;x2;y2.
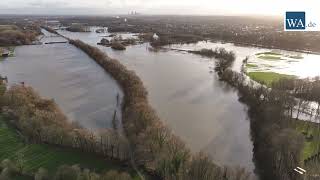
58;28;255;171
170;41;320;78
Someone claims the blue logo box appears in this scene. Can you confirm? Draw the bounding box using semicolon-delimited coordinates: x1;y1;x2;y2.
285;12;306;30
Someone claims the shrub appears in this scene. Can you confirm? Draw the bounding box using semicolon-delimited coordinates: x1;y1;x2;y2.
0;25;40;46
111;42;126;50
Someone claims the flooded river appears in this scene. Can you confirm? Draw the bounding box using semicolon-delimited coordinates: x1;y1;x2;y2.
170;41;320;78
58;28;255;171
0;29;123;130
1;26;317;175
6;25;318;174
5;25;318;174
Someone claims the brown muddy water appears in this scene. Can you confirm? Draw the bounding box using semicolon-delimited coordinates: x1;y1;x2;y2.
58;27;256;172
0;29;123;130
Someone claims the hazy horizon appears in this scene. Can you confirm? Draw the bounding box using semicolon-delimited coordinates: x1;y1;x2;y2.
0;0;319;16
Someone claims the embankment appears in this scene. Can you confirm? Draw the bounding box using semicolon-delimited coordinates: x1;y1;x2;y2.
217;69;304;180
67;38;251;179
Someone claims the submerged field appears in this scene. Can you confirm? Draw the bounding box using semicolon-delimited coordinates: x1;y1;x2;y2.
248;53;320;160
0;115;139;179
255;51;303;61
256;52;282;61
245;51;306;86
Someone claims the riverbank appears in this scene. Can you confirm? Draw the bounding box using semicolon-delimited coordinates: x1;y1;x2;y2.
214;58;320;179
134;31;320;55
0;24;41;46
0;77;142;178
67;39;252;179
0;31;123;130
247;72;296;87
219;40;320;56
0;47;14;58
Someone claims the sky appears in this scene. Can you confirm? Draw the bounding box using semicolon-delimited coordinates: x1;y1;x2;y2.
0;0;320;16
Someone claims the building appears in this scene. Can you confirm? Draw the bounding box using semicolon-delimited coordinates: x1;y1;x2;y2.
152;33;159;41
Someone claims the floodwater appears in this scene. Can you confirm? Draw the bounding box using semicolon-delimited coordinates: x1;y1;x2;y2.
169;41;320;78
0;29;123;130
58;27;255;171
2;25;318;175
1;24;317;177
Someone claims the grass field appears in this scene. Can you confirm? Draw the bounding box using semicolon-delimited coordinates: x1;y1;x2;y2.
255;51;304;61
0;115;140;179
256;52;282;56
294;120;320;160
256;52;282;61
257;54;282;61
247;72;296;87
246;63;258;68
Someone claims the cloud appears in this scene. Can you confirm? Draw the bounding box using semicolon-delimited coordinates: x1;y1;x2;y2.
0;0;319;15
27;0;70;8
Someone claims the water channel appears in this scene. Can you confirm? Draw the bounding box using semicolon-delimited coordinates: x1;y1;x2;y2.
0;29;123;130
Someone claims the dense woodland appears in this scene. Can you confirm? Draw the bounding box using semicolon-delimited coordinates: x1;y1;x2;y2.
0;24;41;46
0;159;133;180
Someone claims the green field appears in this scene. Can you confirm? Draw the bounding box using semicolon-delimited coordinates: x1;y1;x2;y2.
294;120;320;160
256;52;282;61
256;54;282;61
246;63;258;68
255;51;304;61
256;52;282;56
247;72;296;87
0;115;140;179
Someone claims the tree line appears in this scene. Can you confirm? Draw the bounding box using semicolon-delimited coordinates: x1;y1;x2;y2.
0;83;131;162
68;39;252;180
0;24;41;46
150;33;203;47
189;48;235;61
271;77;320;120
213;54;320;179
0;159;133;180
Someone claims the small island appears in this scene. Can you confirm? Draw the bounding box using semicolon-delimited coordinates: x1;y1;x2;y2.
97;35;139;50
66;24;90;32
